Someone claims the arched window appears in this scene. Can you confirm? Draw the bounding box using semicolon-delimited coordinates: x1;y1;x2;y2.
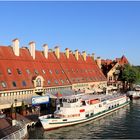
36;78;41;87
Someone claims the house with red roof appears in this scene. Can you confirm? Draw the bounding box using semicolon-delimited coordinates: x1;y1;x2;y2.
101;55;129;87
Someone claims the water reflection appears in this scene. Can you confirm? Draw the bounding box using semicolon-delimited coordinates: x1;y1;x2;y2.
29;100;140;139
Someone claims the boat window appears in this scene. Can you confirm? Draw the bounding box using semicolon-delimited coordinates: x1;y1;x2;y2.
85;114;89;117
91;113;93;116
63;119;67;121
82;101;86;106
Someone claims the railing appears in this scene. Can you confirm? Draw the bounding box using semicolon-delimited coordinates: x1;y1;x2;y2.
1;121;28;139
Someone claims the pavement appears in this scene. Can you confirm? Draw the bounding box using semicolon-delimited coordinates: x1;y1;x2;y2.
0;113;39;139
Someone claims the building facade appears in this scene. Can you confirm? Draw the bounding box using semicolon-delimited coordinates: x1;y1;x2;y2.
101;55;129;87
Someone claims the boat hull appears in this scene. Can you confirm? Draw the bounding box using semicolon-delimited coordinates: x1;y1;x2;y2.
39;101;130;130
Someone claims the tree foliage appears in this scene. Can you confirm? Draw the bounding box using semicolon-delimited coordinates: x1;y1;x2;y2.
121;64;140;89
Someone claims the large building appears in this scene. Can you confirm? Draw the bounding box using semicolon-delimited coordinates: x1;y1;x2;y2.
0;39;107;110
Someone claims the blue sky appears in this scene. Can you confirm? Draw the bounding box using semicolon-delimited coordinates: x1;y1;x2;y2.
0;1;140;65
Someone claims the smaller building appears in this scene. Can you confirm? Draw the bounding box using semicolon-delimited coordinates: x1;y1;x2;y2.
100;55;129;87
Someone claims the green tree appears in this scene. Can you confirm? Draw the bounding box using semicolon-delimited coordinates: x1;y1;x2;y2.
121;64;139;90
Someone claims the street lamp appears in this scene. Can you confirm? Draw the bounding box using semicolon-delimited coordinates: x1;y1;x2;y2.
14;99;17;119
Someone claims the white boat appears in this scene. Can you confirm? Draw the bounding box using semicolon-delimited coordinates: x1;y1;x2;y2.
127;89;140;99
39;94;130;130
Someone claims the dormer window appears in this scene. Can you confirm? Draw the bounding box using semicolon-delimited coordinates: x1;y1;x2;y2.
48;80;51;85
7;68;12;74
1;81;7;88
36;78;41;87
34;69;38;74
33;75;44;88
17;68;22;74
26;69;30;74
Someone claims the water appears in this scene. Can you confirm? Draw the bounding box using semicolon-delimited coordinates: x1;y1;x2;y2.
29;100;140;139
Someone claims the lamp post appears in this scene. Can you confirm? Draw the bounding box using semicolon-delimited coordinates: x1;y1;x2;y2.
14;99;17;119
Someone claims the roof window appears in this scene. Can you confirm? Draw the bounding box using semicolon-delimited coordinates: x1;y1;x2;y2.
48;80;51;85
42;69;46;74
1;81;7;88
55;70;59;74
22;81;26;87
54;80;58;84
17;68;22;74
34;69;38;74
26;69;30;74
60;79;64;84
49;70;52;74
12;81;17;87
7;68;12;75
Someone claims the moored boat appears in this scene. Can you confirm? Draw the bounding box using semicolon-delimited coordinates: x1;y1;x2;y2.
39;93;130;130
127;89;140;99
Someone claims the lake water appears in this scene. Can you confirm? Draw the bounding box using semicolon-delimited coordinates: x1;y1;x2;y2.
29;99;140;139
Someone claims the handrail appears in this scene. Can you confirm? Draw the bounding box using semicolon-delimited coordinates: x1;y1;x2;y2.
1;121;28;139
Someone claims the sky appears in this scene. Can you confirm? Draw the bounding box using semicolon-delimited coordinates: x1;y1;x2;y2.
0;1;140;65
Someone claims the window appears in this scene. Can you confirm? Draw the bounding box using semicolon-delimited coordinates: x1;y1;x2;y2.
26;69;30;74
66;79;69;83
54;80;58;84
60;79;64;84
12;81;17;87
48;80;51;85
36;78;41;87
34;69;38;74
1;81;7;88
49;70;52;74
55;70;59;74
7;68;12;74
17;68;22;74
42;69;46;74
22;81;26;87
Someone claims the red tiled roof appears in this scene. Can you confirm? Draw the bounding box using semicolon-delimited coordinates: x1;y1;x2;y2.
0;46;106;91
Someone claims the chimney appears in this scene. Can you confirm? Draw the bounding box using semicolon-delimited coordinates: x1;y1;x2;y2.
43;44;48;59
29;41;35;59
65;48;69;59
55;46;60;59
82;51;86;61
92;53;95;60
75;49;79;61
12;38;20;56
96;57;101;69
